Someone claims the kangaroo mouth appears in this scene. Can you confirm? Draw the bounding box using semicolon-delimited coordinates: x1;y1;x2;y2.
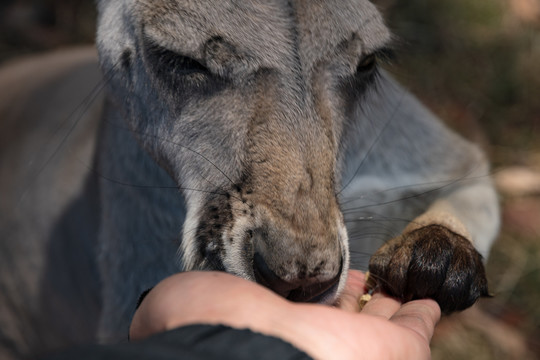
253;252;343;303
287;275;341;303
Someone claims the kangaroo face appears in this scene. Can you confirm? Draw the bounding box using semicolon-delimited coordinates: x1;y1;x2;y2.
97;0;391;302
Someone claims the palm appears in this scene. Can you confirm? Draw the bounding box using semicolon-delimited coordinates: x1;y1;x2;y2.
130;270;441;360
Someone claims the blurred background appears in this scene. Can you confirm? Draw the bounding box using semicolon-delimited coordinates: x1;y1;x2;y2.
1;0;539;359
377;1;540;359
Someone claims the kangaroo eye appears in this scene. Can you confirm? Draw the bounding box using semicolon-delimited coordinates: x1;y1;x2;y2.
149;44;209;76
356;54;377;73
143;36;210;79
143;37;227;94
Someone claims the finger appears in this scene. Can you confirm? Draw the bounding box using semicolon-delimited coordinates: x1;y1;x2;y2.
360;292;401;319
335;270;367;312
390;299;441;343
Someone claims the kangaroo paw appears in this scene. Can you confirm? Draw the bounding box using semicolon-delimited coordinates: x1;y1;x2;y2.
368;224;490;314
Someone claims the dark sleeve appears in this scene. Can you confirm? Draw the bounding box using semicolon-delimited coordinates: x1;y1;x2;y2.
41;324;313;360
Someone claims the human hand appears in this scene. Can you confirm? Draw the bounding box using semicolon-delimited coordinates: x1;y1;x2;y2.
129;270;441;360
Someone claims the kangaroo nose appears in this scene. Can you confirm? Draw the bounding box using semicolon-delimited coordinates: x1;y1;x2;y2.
253;252;342;302
253;252;300;297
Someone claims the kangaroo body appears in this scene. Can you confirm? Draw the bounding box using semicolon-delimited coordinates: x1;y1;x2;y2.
0;1;499;358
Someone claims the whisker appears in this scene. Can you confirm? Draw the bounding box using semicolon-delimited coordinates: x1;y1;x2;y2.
340;167;484;214
100;118;242;201
115;123;236;187
337;82;406;196
87;165;232;197
20;54;239;202
338;169;490;207
16;65;117;207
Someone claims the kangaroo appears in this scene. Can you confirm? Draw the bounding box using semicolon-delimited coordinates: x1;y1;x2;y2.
0;0;500;358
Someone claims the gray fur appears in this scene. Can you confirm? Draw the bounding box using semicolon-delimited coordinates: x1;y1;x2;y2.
0;0;499;358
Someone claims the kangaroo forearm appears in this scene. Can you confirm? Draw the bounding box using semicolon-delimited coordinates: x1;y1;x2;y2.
404;180;499;259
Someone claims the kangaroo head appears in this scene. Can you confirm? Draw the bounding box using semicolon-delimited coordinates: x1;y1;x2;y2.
96;0;391;303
